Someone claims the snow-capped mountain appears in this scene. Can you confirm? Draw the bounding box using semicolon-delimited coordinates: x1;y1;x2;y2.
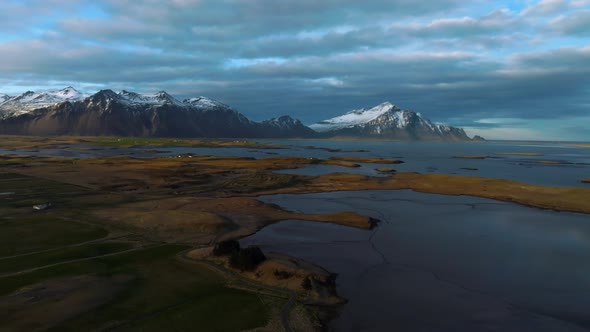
0;88;242;118
311;102;400;132
0;88;475;140
118;90;185;106
0;87;88;119
182;96;230;110
310;102;473;141
0;88;313;138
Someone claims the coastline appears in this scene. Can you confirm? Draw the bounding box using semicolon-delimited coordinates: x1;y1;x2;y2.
1;136;590;329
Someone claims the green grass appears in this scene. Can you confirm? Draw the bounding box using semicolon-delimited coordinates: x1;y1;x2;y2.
0;216;108;257
0;246;186;296
0;242;132;274
117;288;269;332
1;245;271;331
0;168;273;331
0;173;92;211
0;173;111;257
0;172;28;180
0;244;271;331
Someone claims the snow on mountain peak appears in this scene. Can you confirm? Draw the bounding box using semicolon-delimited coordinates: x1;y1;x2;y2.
0;87;88;118
310;101;401;132
0;87;243;121
117;90;183;106
182;96;229;110
56;86;81;98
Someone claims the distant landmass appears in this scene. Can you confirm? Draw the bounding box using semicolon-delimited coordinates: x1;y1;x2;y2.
0;87;481;141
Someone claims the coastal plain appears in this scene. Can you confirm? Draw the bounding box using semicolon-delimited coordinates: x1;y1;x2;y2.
1;135;589;331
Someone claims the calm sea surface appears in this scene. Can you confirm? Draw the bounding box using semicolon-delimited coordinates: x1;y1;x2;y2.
243;191;590;332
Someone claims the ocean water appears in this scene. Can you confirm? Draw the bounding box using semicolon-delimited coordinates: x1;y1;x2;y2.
265;140;590;188
243;191;590;332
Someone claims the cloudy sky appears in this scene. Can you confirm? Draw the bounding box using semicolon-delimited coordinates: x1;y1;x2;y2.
1;0;589;140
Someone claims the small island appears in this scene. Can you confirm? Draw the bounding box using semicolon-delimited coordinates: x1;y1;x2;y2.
375;168;397;173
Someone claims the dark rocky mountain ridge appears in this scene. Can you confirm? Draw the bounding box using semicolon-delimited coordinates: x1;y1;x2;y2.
0;88;481;140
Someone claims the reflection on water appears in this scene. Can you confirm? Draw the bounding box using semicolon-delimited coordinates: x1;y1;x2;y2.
242;190;590;332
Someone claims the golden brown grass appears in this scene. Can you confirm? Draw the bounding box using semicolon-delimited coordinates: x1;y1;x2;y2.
4;152;590;222
187;249;343;305
94;196;374;243
6;153;590;215
270;172;590;214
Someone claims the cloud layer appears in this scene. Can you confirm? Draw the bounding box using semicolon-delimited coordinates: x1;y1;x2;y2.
0;0;589;140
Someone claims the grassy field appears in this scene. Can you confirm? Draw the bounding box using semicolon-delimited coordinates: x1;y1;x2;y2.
0;242;133;274
0;217;108;257
0;244;273;331
115;288;272;332
93;136;276;149
0;169;275;331
57;251;272;331
0;135;282;150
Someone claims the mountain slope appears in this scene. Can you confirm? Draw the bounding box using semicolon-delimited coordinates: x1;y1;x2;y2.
310;102;473;141
0;87;87;119
260;115;318;138
0;88;312;138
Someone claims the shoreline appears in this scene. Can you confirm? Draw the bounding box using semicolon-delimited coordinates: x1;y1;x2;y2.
241;172;590;215
1;137;590;329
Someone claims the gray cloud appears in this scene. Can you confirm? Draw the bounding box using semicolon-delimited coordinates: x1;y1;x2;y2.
403;9;520;38
550;10;590;36
0;0;589;139
521;0;569;16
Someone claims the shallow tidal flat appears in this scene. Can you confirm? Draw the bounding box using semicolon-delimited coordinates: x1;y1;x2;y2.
245;191;590;331
3;151;590;214
1;136;590;330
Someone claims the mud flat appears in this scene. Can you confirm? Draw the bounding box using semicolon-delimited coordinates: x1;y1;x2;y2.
243;191;590;331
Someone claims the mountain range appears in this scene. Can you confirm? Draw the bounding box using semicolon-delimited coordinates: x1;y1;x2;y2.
0;87;480;141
